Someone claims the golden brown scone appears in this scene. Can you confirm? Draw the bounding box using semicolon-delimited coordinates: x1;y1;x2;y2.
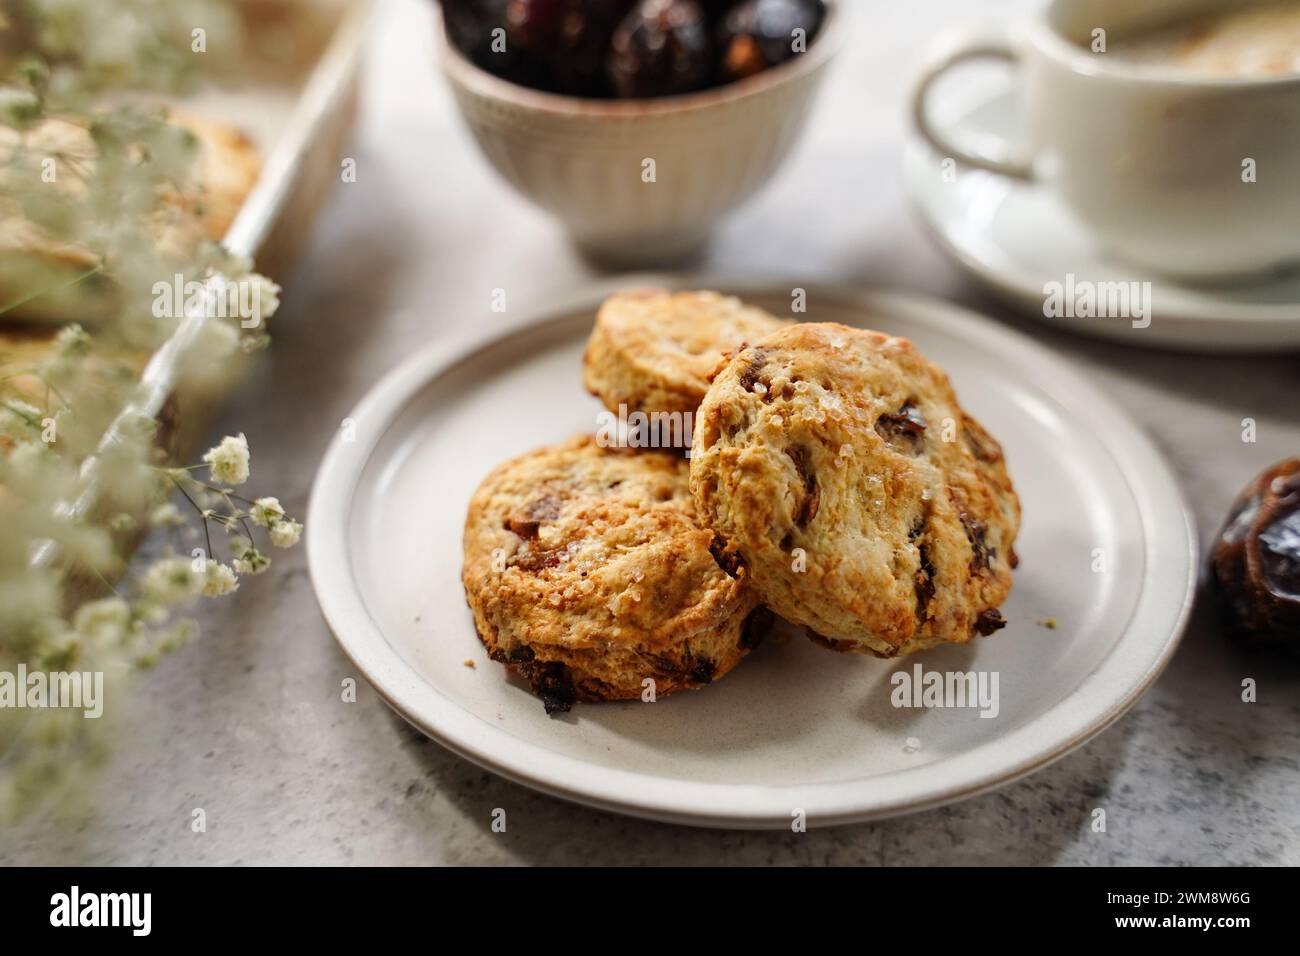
462;435;768;713
163;110;262;243
582;289;790;418
690;322;1020;658
0;328;150;454
0;112;260;323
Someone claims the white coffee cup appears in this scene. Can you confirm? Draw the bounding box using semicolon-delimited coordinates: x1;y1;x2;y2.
911;0;1300;280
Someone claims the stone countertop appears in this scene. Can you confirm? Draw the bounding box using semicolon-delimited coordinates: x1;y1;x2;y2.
4;0;1297;866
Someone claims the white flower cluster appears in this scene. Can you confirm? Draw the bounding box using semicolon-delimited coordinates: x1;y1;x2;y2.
136;434;303;610
0;0;290;822
202;432;250;486
251;495;302;548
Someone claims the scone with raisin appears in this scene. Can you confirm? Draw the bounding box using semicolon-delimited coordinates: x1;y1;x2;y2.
690;323;1019;658
582;289;789;418
462;435;767;713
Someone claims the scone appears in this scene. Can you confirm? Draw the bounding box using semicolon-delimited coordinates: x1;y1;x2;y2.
0;112;261;324
690;322;1019;658
165;111;262;242
462;435;767;713
0;329;150;453
582;289;789;418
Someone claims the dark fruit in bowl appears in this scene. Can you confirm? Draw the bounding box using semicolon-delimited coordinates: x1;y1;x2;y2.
1213;458;1300;650
608;0;712;98
697;0;741;21
548;0;639;96
443;0;552;89
443;0;510;61
718;0;825;83
504;0;569;51
440;0;826;99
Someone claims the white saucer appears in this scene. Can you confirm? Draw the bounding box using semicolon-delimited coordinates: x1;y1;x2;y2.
904;87;1300;351
307;278;1196;828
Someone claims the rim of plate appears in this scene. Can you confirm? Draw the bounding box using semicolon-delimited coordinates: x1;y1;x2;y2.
901;124;1300;332
307;277;1198;829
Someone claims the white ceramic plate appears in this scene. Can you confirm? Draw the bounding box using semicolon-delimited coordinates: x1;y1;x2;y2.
903;86;1300;351
307;278;1197;828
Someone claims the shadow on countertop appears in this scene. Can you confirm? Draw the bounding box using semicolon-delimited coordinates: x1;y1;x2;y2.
386;701;1130;865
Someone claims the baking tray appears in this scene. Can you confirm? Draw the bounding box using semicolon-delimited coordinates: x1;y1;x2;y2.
27;0;374;569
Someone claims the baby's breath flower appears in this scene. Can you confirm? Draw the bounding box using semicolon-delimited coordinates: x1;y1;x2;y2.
232;548;270;576
202;432;249;485
140;557;199;604
0;86;41;126
250;496;284;528
51;407;73;436
0;2;272;822
108;512;137;533
54;323;93;358
139;616;198;671
73;597;132;642
199;560;238;597
119;413;159;443
39;634;82;672
0;574;62;645
155;619;198;657
16;56;50;89
245;275;281;328
269;518;302;549
139;603;169;626
2;438;55;474
240;332;272;353
149;502;182;527
193;316;240;360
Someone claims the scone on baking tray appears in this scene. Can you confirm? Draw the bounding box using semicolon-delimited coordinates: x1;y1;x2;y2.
0;110;261;324
0;327;149;453
461;435;770;714
582;288;790;417
690;321;1020;658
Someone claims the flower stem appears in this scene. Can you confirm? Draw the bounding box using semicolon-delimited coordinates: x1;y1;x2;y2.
168;472;214;561
0;264;104;318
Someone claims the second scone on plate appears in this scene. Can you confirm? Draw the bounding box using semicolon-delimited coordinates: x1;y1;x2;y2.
583;289;790;418
462;435;767;714
690;322;1020;658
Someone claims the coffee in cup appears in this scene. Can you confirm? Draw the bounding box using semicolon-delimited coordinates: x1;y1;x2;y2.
1107;0;1300;79
912;0;1300;280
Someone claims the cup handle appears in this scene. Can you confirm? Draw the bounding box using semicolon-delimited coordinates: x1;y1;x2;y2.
910;25;1035;180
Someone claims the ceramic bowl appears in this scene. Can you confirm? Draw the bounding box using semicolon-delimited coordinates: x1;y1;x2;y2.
436;2;843;266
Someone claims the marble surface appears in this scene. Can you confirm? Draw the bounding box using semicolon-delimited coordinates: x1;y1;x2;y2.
4;0;1298;865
